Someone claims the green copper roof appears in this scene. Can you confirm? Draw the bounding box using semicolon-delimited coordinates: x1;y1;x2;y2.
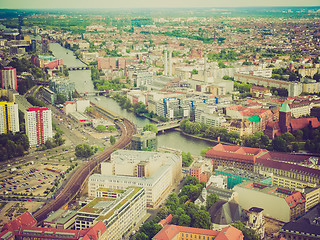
280;102;291;113
248;115;260;123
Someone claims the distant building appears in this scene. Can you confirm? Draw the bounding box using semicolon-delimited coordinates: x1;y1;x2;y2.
41;87;55;105
265;102;320;138
49;76;75;100
234;181;305;222
0;67;17;91
153;224;244;240
131;131;157;151
76;187;146;240
234;73;302;97
26;107;53;146
0;101;19;134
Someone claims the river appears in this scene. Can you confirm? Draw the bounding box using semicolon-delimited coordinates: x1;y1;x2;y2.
49;43;213;155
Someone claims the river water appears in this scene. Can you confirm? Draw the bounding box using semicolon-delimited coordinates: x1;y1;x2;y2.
50;43;213;155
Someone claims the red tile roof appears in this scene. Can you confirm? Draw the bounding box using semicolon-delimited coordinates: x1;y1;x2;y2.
290;118;320;132
153;225;243;240
215;226;244;240
81;221;107;240
2;211;37;232
285;192;305;209
258;152;312;164
206;144;268;164
159;214;173;227
1;212;106;240
255;158;320;176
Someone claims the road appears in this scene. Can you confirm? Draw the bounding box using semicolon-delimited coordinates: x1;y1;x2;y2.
33;118;136;223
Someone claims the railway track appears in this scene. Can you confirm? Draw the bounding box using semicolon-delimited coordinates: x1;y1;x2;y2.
33;118;136;223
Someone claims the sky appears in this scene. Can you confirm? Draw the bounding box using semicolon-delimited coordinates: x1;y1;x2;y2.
0;0;319;9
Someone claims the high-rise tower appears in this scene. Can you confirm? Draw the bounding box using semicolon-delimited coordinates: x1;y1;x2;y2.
26;107;53;146
0;102;19;134
0;67;17;91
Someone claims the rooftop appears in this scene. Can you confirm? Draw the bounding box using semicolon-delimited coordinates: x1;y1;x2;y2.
79;187;142;222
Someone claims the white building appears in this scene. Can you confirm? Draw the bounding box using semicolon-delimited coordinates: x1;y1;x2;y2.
26;107;53;146
89;150;182;208
195;103;226;127
76;187;146;240
0;102;19;134
0;67;17;91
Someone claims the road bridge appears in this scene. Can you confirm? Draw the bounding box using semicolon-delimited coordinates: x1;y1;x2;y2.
68;66;90;71
157;121;180;133
80;91;106;96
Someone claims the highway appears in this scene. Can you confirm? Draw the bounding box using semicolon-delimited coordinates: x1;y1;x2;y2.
33;117;136;223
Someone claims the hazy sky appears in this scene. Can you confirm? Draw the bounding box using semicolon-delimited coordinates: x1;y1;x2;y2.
0;0;319;9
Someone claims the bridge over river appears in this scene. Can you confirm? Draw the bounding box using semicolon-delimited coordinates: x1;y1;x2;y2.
68;66;90;71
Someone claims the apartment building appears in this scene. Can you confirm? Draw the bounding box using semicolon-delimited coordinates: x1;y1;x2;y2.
0;101;19;134
0;67;17;91
25;107;53;146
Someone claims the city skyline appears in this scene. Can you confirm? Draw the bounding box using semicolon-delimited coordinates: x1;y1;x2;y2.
0;0;319;9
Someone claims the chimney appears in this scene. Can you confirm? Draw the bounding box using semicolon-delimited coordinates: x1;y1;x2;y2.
204;53;208;83
164;51;168;76
169;50;172;76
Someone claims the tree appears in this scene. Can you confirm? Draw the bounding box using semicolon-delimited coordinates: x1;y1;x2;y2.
143;124;158;133
95;125;107;132
55;94;67;105
200;147;212;157
110;136;116;145
232;221;260;240
182;152;193;167
131;232;148;240
178;214;191;226
271;136;288;152
191;69;198;75
75;144;96;158
281;132;295;143
106;126;116;132
140;222;162;239
206;193;219;210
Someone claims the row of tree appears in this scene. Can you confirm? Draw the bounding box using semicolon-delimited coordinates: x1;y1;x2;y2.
75;144;98;158
180;119;241;144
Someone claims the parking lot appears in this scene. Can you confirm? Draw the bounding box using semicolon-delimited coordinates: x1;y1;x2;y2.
0;162;71;199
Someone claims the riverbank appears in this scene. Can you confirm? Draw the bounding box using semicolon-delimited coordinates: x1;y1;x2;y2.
175;128;236;146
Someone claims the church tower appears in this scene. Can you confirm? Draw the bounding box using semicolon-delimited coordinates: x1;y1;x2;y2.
279;102;291;133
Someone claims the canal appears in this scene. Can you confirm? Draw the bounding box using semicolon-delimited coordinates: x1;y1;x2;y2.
50;43;213;155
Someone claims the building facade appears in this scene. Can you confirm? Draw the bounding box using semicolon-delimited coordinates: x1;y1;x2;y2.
131;131;157;151
26;107;53;146
0;67;17;91
89;150;182;208
76;187;146;240
0;102;19;134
